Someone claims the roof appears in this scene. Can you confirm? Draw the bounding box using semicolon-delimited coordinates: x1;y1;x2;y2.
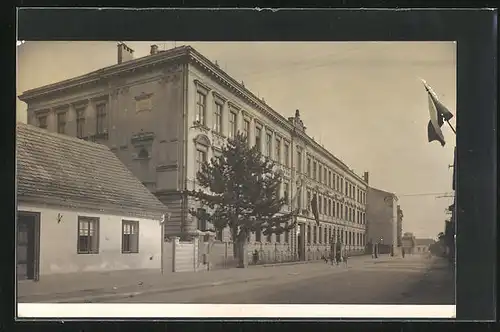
16;123;167;219
18;44;367;185
414;238;435;246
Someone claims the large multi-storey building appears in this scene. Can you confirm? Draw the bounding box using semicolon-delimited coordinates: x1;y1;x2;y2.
19;43;368;260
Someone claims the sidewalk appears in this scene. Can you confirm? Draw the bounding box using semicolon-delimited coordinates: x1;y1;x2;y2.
17;254;379;303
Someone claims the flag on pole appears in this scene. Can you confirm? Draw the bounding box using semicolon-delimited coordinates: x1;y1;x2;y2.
310;193;320;226
421;79;454;147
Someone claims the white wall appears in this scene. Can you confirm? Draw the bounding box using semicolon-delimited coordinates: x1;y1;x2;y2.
19;203;162;275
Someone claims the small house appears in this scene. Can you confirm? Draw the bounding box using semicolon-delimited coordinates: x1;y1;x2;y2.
16;123;167;281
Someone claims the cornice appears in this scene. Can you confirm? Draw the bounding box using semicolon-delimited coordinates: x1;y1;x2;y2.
19;46;190;103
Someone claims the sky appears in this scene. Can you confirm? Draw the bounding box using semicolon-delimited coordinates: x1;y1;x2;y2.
16;41;456;239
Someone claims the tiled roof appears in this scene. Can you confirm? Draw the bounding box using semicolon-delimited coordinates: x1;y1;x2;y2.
414;238;435;246
16;123;167;219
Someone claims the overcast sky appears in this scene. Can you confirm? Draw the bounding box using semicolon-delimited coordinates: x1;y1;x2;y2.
16;41;456;239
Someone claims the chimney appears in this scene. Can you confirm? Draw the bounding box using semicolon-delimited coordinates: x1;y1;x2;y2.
150;44;159;55
117;42;134;64
215;60;220;68
363;171;369;184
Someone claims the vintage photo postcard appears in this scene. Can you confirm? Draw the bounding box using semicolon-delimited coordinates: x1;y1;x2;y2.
15;40;457;319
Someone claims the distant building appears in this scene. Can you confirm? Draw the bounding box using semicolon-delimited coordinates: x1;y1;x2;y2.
401;232;416;254
16;123;167;280
18;43;369;261
397;205;403;247
414;238;435;253
366;186;399;254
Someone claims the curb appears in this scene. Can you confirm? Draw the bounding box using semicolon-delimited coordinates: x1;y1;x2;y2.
33;276;275;303
260;260;312;268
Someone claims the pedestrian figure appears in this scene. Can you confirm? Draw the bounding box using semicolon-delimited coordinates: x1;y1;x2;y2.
402;248;405;258
343;251;349;268
335;251;341;265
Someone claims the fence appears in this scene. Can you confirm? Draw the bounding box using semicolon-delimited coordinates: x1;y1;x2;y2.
205;242;367;269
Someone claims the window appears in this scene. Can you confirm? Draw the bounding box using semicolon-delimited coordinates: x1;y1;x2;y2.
313;162;317;180
37;115;48;129
196;149;207;174
318;195;322;214
284;181;290;205
214;102;223;134
313;225;317;243
256;227;262;242
319;227;322;243
216;228;223;241
333;201;337;217
78;217;99;254
306;190;311;211
328;199;332;216
197;208;207;231
333;174;336;189
267;232;272;243
324;229;328;243
307;225;311;244
229;111;237;139
296;149;302;173
76;108;86;138
122;220;139;253
255;126;262;152
265;132;272;157
297;188;302;209
275;138;281;163
283;142;290;167
196;91;206;125
307;158;311;177
284;222;289;243
243;119;250;143
318;165;322;183
276;230;281;243
96;103;108;135
57;112;67;134
324;168;327;185
336;202;340;218
323;197;327;214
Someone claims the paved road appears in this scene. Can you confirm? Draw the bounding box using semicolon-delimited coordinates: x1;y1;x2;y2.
108;255;454;304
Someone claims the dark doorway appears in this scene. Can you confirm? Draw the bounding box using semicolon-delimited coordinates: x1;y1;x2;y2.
17;211;40;281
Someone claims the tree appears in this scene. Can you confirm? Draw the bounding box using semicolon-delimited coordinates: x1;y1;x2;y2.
188;132;298;268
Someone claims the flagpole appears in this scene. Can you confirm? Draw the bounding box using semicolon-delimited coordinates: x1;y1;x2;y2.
446;120;456;135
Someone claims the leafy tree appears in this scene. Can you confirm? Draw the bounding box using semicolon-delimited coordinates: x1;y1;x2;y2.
188;132;298;267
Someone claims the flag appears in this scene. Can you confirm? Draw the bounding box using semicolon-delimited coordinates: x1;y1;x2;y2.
310;193;320;226
421;79;454;147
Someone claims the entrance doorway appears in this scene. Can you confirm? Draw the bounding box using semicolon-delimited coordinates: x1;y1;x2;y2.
297;223;306;261
17;211;40;281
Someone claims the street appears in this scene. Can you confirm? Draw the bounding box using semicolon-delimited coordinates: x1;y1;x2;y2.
105;255;454;304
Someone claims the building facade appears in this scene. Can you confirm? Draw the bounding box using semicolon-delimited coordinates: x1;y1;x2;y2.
366;186;399;254
16;123;167;279
19;43;369;260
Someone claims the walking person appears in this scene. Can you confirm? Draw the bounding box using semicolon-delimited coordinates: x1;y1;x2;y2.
335;250;341;266
343;250;349;268
402;247;405;258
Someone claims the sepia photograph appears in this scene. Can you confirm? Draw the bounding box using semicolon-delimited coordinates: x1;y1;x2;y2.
16;40;457;317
